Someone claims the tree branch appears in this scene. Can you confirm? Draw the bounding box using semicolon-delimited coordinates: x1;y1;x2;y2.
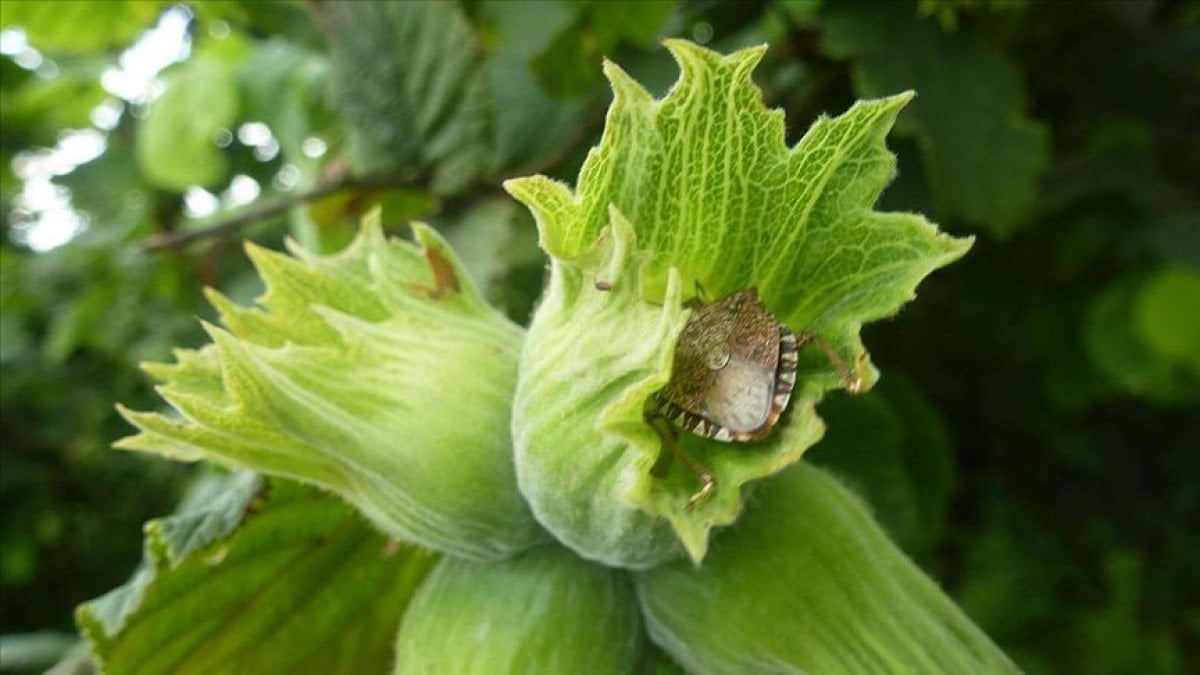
140;173;414;252
142;103;608;253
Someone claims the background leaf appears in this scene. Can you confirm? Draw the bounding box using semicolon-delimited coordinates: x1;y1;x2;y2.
1134;266;1200;374
1084;273;1197;403
136;37;249;190
320;1;490;194
821;2;1049;235
529;0;677;99
476;0;589;173
809;374;955;555
77;472;438;675
0;1;165;53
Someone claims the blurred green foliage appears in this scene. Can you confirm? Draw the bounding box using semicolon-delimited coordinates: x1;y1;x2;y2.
0;1;1196;673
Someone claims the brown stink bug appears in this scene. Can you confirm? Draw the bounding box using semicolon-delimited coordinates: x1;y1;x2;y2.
646;286;861;507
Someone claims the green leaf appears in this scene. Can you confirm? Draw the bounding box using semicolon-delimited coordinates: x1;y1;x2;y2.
237;39;329;180
117;215;546;560
530;0;677;99
136;38;249;190
1134;265;1200;374
77;473;438;675
1070;552;1186;674
441;197;525;293
778;0;823;24
591;1;678;48
477;0;589;172
509;43;969;334
322;1;490;194
189;0;320;45
394;545;643;674
528;21;597;100
0;0;164;53
1085;272;1198;402
915;0;1030;31
821;3;1049;235
809;374;955;554
505;41;970;565
634;462;1018;674
6;60;109;133
55;133;149;231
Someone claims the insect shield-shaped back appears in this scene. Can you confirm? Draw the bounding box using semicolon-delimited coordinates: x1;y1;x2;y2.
653;288;797;443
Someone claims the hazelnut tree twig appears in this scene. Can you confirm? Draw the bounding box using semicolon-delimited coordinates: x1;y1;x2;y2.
140;172;410;252
142;103;608;253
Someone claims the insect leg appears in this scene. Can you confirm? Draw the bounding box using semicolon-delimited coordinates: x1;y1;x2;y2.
646;412;717;508
797;332;864;394
683;280;710;309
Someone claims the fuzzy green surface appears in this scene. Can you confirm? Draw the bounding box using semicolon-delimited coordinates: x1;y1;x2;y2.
77;474;438;675
635;463;1020;674
513;210;687;567
117;216;545;560
393;544;643;674
506;41;971;566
